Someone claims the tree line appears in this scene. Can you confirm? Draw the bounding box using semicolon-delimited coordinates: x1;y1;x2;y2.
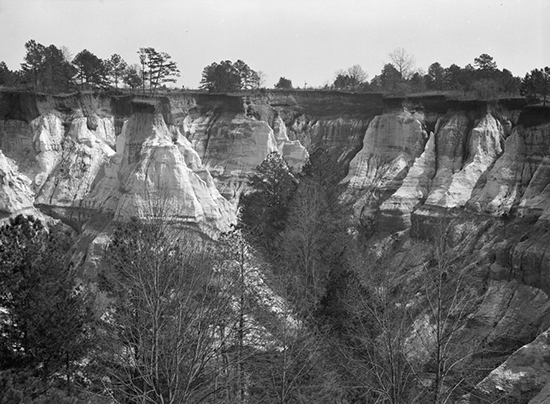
1;41;548;103
330;49;548;103
0;40;180;95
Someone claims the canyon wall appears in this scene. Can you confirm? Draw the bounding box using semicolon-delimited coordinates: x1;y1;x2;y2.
1;90;550;402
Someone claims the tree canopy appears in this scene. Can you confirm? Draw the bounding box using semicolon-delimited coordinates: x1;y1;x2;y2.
122;63;143;90
106;53;127;89
0;39;539;99
521;67;550;105
19;40;76;93
474;53;498;72
274;77;293;89
333;65;368;90
0;215;91;396
72;48;109;89
137;47;180;94
238;152;297;251
368;52;522;98
200;59;260;92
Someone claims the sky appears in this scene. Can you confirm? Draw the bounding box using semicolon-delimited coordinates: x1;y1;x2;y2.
0;0;548;89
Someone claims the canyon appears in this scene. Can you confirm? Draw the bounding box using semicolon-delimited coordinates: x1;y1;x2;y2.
1;89;550;402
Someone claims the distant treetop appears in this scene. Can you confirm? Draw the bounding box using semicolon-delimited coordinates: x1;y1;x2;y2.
200;60;260;92
275;77;293;89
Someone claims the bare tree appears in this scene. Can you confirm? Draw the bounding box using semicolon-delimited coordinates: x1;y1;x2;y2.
60;45;73;63
333;65;368;90
218;228;277;403
256;70;267;88
338;221;488;404
277;149;347;317
98;218;241;404
347;65;369;84
339;249;425;404
417;224;485;404
243;269;342;404
388;47;416;79
279;180;331;312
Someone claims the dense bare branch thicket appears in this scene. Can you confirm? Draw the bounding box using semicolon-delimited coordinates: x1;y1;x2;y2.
333;221;490;404
98;219;239;404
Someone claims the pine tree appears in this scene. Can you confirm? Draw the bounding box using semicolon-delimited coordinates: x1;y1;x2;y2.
72;49;108;89
107;53;127;90
0;215;91;395
137;47;180;94
238;152;298;252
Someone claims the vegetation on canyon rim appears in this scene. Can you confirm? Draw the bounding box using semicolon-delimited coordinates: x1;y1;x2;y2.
0;40;549;103
0;146;506;403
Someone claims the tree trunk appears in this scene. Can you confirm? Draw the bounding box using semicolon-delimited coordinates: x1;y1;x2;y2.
66;351;72;396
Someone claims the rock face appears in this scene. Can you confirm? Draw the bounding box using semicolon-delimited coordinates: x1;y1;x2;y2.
0;91;381;224
461;328;550;403
0;93;255;231
344;109;429;228
378;131;436;229
342;103;546;234
3;91;550;402
341;100;550;402
84;101;234;231
0;149;34;214
182;110;281;201
35;112;115;208
469;121;550;216
173;92;381;202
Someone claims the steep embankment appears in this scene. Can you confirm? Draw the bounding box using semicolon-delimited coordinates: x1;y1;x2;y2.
343;98;526;231
2;90;550;402
82;100;235;228
168;91;382;200
0;90;382;223
341;96;550;403
0;92;245;230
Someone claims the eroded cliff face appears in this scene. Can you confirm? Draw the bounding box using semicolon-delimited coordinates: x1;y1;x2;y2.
344;102;526;231
83;101;235;230
0;149;34;214
341;98;550;402
0;94;238;234
344;108;429;229
169;91;380;201
2;90;550;402
0;91;384;223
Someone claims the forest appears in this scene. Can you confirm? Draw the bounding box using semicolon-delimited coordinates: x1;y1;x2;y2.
1;40;549;103
0;147;501;404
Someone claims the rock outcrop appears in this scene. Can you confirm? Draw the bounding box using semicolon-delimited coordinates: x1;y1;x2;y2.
84;100;235;232
3;90;550;402
378;131;436;229
461;327;550;403
182;111;281;201
35;112;116;208
425;112;502;209
344;108;429;229
468;120;550;217
0;149;34;215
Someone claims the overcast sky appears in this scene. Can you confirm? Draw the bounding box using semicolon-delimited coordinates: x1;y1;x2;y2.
0;0;548;88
